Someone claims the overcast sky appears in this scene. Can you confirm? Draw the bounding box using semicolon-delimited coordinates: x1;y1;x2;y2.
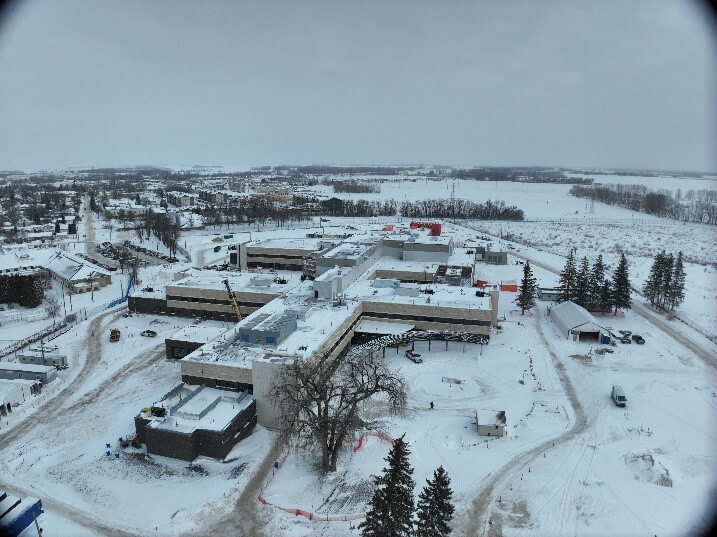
0;0;714;172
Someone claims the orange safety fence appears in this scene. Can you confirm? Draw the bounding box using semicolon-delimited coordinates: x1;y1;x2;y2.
257;431;395;523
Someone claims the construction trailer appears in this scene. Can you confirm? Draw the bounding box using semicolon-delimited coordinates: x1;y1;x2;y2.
0;363;56;384
17;350;68;369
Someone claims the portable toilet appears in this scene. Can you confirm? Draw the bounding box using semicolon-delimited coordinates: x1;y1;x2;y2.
601;333;611;344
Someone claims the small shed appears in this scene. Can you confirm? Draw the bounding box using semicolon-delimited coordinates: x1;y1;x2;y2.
476;410;507;437
549;301;607;342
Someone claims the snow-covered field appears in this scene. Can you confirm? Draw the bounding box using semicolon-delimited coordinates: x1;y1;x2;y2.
467;219;717;340
298;173;716;221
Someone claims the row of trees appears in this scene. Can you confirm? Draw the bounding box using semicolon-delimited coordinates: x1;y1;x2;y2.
361;437;455;537
331;180;381;194
139;209;181;257
399;198;524;220
557;252;631;314
643;251;686;311
570;184;717;225
450;167;593;184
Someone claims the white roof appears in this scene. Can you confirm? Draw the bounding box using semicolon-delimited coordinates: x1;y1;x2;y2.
45;251;110;281
0;362;55;373
551;301;603;331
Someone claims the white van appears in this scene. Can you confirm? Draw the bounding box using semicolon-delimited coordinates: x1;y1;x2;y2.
611;385;627;407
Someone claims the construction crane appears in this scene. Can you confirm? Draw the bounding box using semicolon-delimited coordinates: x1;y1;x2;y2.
223;279;242;323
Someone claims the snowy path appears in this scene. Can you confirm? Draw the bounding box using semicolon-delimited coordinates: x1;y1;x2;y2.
507;249;717;371
463;313;587;536
0;305;135;537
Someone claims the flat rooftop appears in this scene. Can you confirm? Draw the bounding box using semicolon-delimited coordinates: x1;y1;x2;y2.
167;321;233;344
321;241;375;260
0;362;55;373
246;237;322;250
347;280;492;310
141;384;253;434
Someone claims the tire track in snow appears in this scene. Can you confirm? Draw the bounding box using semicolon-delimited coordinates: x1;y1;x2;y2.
463;313;587;536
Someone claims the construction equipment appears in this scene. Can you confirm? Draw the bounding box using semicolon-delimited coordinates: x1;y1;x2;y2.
223;279;242;323
110;328;120;342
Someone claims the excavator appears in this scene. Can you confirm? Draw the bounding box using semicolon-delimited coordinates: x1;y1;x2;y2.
223;279;242;323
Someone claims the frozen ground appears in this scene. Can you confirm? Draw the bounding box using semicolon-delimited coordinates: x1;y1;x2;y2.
298;173;715;221
479;306;717;537
0;311;272;536
465;219;717;341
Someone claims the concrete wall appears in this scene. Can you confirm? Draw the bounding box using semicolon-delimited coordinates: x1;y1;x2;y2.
477;424;505;437
180;359;253;386
251;358;293;429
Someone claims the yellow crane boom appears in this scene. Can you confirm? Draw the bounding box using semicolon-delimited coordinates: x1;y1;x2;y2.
223;279;242;323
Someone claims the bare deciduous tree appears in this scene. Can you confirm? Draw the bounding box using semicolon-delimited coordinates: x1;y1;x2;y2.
271;350;406;474
44;294;61;324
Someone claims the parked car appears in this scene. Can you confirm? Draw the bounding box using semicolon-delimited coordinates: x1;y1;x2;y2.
611;385;627;407
619;330;632;337
140;330;157;337
405;350;423;363
620;337;632;344
631;334;645;344
213;245;222;252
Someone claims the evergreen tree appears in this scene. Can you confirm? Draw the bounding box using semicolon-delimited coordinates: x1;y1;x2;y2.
360;435;415;537
515;260;537;315
588;255;606;310
612;253;631;314
89;192;97;212
574;257;590;308
558;250;577;303
670;251;686;309
54;220;60;234
643;252;662;306
660;253;674;309
598;278;612;314
416;466;455;537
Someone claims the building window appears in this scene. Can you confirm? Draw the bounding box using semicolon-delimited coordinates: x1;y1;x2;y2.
265;336;275;344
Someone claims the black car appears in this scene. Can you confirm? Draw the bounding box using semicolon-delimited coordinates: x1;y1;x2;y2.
620;336;632;344
631;334;645;344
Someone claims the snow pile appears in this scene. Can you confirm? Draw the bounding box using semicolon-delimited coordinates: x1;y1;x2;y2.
622;451;673;488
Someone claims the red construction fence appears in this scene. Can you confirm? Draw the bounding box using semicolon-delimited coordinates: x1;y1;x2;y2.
257;431;395;523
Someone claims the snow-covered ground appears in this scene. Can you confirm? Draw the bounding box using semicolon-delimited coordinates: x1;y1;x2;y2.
466;219;717;340
298;173;716;221
1;177;715;536
0;311;273;536
484;306;717;537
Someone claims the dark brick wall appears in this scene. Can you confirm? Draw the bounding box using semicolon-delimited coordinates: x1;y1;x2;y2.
134;399;257;462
